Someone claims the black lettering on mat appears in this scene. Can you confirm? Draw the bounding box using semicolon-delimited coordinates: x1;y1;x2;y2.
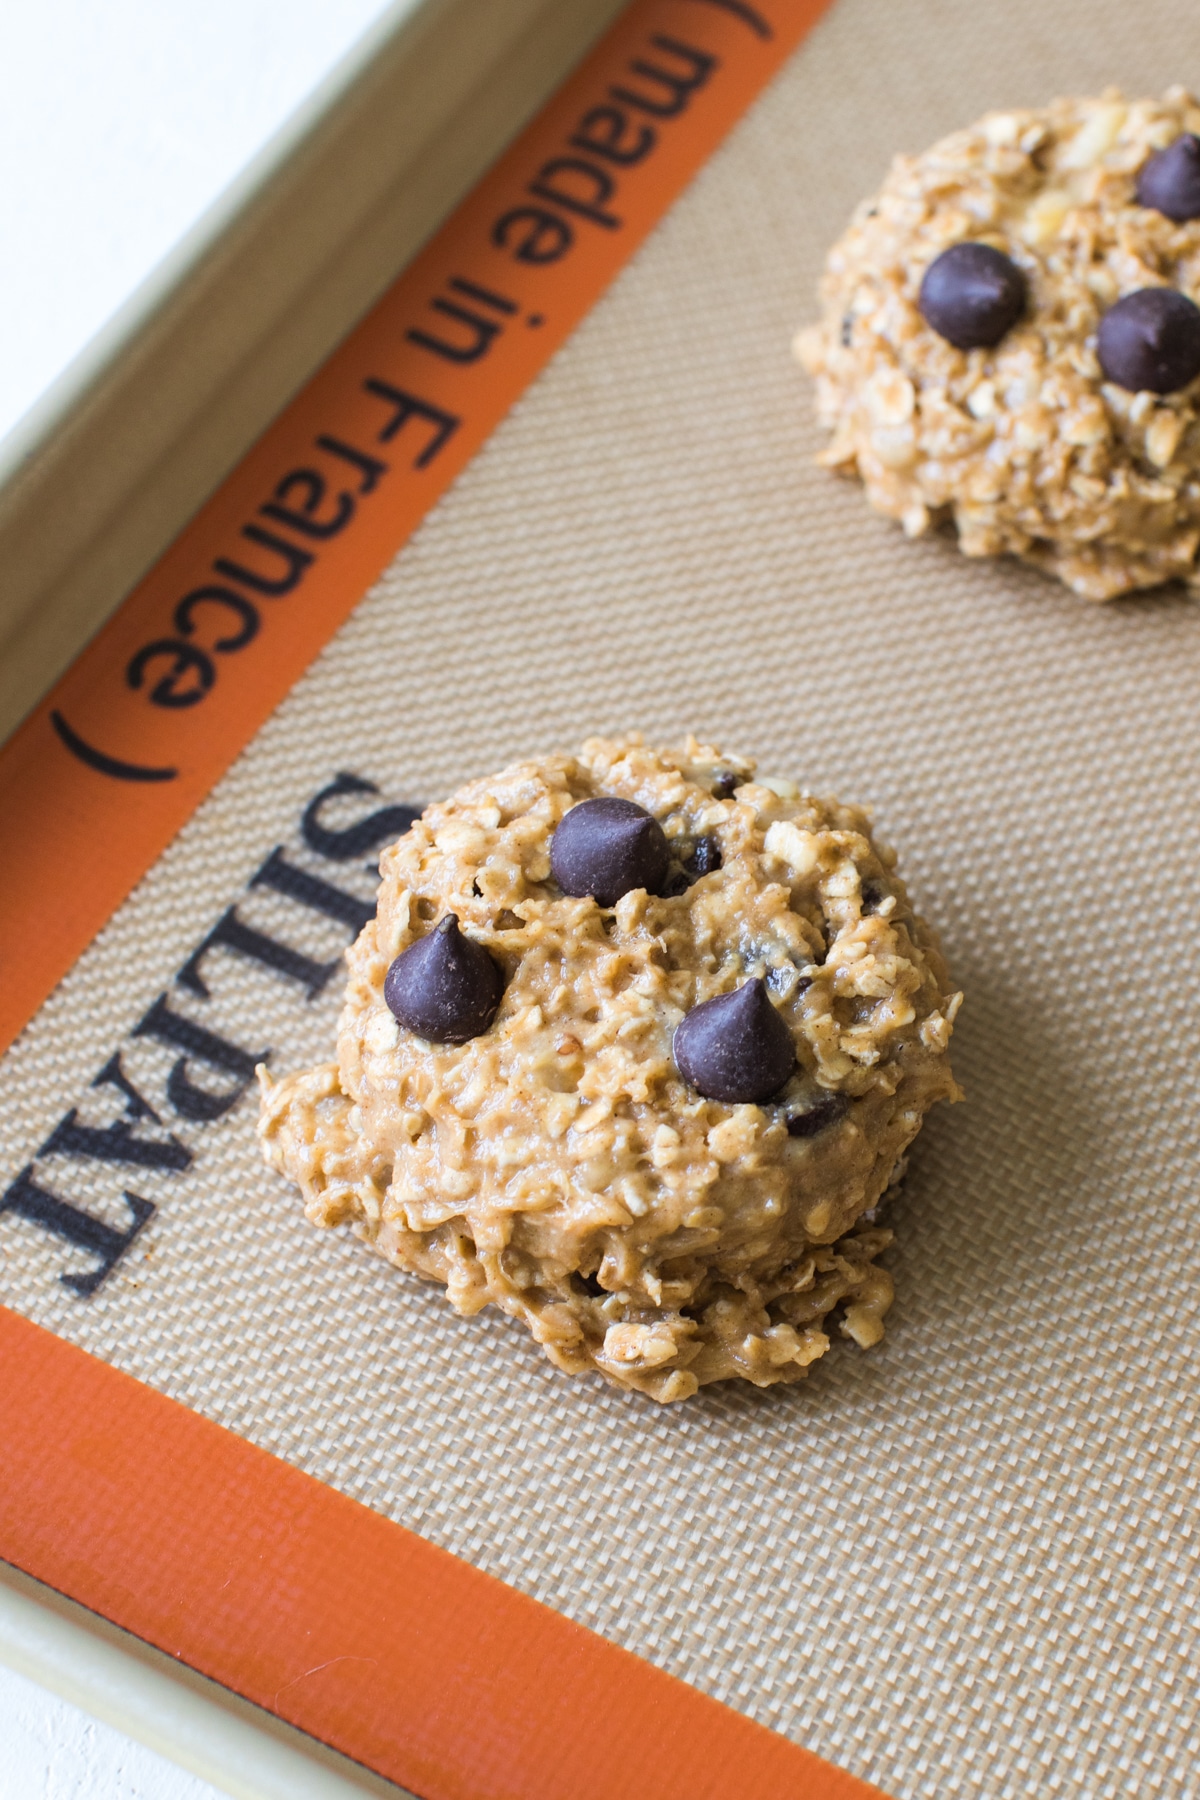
491;33;719;265
0;1168;154;1298
406;278;515;365
682;0;772;43
52;14;741;783
1;773;421;1297
50;414;415;779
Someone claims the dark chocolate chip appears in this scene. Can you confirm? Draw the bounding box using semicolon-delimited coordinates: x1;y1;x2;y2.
687;835;722;877
384;914;503;1044
663;833;724;896
860;883;882;913
1097;287;1200;394
785;1093;848;1138
1136;133;1200;223
674;977;795;1105
918;242;1027;350
712;771;740;799
550;797;670;906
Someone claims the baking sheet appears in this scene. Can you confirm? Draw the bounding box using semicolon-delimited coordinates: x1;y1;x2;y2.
3;1;1199;1794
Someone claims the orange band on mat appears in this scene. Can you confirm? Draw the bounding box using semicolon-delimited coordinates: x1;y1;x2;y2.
0;1308;886;1800
0;5;884;1795
0;0;830;1054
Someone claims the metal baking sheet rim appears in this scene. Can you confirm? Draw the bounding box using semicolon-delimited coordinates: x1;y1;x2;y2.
0;4;626;1794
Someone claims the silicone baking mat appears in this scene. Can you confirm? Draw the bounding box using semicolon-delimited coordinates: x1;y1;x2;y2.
3;1;1200;1796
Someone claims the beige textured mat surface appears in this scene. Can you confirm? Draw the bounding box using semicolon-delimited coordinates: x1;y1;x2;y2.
4;2;1200;1793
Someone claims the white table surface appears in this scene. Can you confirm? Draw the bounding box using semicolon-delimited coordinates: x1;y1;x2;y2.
0;2;395;1791
1;1662;219;1800
0;0;394;448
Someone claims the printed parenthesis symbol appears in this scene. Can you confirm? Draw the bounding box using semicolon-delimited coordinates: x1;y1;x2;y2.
51;711;178;783
684;0;774;39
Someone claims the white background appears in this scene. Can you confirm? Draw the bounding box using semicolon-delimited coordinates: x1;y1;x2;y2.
0;1662;217;1800
0;1;392;1790
0;0;394;447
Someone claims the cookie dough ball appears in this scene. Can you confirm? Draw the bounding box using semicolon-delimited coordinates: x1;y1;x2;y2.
796;89;1200;600
258;737;961;1402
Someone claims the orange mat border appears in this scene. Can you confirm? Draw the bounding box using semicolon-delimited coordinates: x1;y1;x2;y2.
0;3;891;1795
2;0;825;1058
0;1308;884;1799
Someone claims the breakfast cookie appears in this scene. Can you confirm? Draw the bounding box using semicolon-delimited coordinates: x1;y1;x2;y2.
796;89;1200;599
258;737;961;1402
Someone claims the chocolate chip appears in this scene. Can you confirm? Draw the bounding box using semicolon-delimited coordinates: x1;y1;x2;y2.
785;1093;848;1138
1097;287;1200;394
663;833;724;896
384;914;503;1043
712;771;739;799
860;883;882;913
918;242;1027;350
688;835;722;877
674;978;795;1105
550;797;670;906
1137;134;1200;223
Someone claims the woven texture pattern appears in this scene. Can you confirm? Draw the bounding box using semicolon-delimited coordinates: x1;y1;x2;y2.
4;2;1200;1793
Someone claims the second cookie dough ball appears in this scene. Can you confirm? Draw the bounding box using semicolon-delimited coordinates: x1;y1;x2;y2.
796;88;1200;600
